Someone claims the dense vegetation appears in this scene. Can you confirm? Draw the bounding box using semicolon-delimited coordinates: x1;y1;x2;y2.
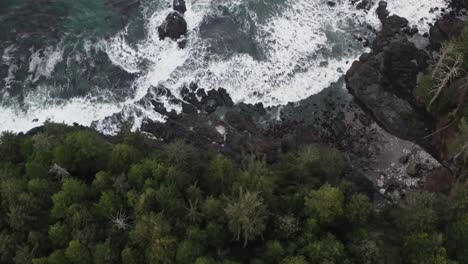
0;123;467;264
417;27;468;176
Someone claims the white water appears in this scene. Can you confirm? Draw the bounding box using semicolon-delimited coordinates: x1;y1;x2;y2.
0;0;450;134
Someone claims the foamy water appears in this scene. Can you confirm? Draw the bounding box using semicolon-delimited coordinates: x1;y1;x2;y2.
0;0;450;134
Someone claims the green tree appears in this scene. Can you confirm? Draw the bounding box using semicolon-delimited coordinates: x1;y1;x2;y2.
51;178;89;219
346;194;372;225
49;222;70;247
304;184;344;225
397;191;439;233
403;233;450;264
205;154;238;195
263;240;285;263
194;256;217;264
446;213;468;263
0;132;22;164
53;131;110;178
94;190;120;218
303;233;345;263
348;229;384;264
281;256;308;264
109;144;142;174
225;188;268;247
94;240;115;264
121;246;140;264
65;240;91;264
48;250;70;264
176;239;205;264
203;196;224;222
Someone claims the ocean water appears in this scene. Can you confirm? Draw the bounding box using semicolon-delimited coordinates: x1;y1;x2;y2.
0;0;449;134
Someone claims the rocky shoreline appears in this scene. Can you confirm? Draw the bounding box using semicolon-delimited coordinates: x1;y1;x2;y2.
136;1;467;202
22;0;466;202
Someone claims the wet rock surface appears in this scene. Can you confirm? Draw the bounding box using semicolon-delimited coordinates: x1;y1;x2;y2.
137;78;443;203
158;12;188;40
134;1;467;203
122;2;465;203
173;0;186;14
346;2;435;148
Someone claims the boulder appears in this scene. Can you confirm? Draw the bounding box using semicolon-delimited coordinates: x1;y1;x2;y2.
173;0;186;14
429;16;465;50
158;12;187;40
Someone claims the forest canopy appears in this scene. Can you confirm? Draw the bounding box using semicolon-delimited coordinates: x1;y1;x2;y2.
0;123;467;264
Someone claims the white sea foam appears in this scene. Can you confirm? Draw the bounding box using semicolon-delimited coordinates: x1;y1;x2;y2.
367;0;449;33
0;0;451;134
28;46;64;82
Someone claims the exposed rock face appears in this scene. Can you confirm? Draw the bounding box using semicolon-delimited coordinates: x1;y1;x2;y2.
429;16;465;50
158;12;187;40
173;0;186;14
346;7;434;143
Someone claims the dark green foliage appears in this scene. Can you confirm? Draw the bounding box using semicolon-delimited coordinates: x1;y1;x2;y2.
54;131;110;178
109;144;142;174
0;132;23;164
0;125;465;263
403;233;449;264
304;183;344;225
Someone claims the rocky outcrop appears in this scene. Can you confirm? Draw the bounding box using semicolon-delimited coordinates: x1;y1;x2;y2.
173;0;186;14
158;12;187;40
346;2;434;144
429;16;465;50
376;1;389;22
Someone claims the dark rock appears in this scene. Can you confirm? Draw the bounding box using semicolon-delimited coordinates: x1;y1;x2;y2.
327;1;336;7
182;103;198;114
372;15;408;52
356;0;370;10
429;16;465;50
404;25;419;36
173;0;186;13
177;38;188;49
225;111;257;133
201;88;234;112
346;13;434;142
376;1;389;23
158;12;187;40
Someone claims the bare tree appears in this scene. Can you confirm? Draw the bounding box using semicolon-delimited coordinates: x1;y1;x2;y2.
110;210;130;231
430;43;464;108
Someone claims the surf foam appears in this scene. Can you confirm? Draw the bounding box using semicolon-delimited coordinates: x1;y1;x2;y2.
0;0;451;134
